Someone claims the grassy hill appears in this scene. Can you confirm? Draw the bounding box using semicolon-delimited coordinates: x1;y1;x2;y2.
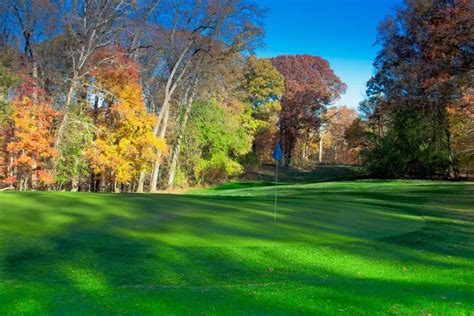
0;174;473;314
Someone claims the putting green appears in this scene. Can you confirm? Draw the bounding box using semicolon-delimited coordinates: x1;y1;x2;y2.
117;196;425;246
0;192;424;247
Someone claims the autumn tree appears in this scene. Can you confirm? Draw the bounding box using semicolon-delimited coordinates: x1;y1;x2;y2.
54;0;132;149
242;56;284;163
271;55;346;166
317;106;359;164
0;0;268;191
87;52;167;192
364;0;473;178
4;77;57;190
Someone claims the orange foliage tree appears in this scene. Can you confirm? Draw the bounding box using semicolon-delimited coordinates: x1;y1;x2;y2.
322;106;359;164
86;52;167;191
3;77;57;190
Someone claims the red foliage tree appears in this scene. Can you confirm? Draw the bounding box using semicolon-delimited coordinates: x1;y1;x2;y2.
271;55;346;166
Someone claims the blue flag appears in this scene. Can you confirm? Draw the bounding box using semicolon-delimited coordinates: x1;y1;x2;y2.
273;143;282;162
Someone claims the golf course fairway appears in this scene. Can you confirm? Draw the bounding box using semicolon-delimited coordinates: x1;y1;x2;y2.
0;180;472;314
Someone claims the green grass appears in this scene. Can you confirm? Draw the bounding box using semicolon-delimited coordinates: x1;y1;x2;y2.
0;176;473;314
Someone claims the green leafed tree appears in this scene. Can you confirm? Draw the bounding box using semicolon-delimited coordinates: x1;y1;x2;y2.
183;98;252;185
55;108;94;191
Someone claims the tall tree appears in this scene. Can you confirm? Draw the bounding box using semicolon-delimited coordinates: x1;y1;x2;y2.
141;0;263;192
365;0;473;178
185;98;252;185
4;77;57;190
318;106;359;164
167;43;248;189
1;0;61;102
271;55;346;166
87;52;167;192
242;56;284;163
54;0;132;149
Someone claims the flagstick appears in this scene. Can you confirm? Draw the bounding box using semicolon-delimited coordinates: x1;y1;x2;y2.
274;160;279;221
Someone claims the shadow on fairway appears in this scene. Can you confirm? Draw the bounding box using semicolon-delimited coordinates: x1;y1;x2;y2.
192;164;366;193
0;184;473;314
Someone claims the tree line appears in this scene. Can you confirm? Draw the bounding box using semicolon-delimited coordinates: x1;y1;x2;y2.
1;0;471;193
0;0;358;192
348;0;473;179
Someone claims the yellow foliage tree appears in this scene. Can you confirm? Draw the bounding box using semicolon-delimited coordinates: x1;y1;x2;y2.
87;52;167;190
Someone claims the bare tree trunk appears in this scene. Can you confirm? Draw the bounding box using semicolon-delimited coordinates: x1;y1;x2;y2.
445;124;459;179
149;106;170;192
32;60;38;103
167;141;181;189
319;131;324;163
136;170;146;193
71;177;78;192
54;80;77;149
167;86;197;189
136;95;171;193
302;128;309;161
138;91;173;193
31;163;37;189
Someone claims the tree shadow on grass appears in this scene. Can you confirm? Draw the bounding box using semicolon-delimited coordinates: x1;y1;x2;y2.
203;165;367;192
0;189;473;314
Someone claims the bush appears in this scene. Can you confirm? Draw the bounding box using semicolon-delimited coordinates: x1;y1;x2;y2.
363;111;450;178
239;151;262;173
172;167;190;189
194;152;243;184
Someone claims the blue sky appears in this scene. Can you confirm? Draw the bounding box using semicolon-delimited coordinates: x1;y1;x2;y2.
256;0;402;109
